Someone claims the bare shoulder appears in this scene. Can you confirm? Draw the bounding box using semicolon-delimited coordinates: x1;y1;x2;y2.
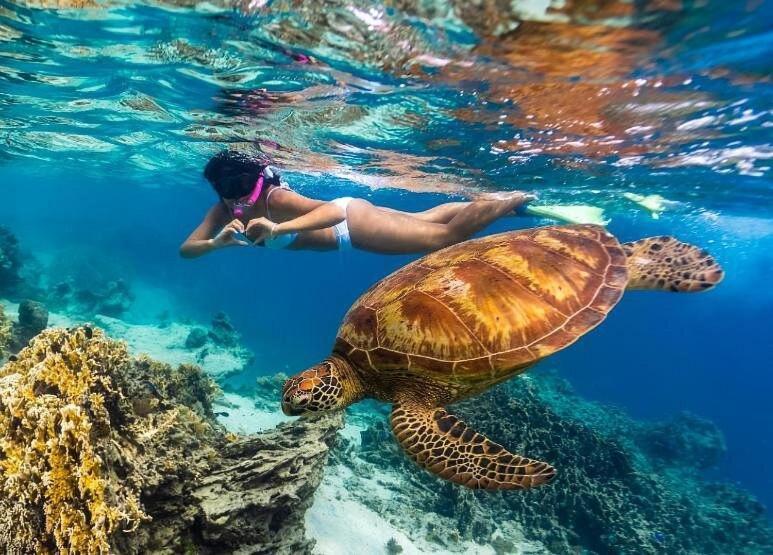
269;186;324;213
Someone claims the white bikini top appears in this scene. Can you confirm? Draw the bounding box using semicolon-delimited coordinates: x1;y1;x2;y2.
263;185;297;249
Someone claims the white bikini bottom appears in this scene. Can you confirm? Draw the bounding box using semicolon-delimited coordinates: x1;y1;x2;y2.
331;197;353;251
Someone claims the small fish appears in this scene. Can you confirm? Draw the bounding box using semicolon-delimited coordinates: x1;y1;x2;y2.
652;531;666;544
214;411;230;418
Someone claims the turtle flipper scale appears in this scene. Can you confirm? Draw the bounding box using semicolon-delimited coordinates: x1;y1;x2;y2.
390;400;556;490
623;236;724;292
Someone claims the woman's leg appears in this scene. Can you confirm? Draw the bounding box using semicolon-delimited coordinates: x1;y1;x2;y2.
379;190;536;224
348;194;528;254
378;202;471;224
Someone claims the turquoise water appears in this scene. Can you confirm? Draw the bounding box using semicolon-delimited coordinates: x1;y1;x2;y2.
1;0;772;549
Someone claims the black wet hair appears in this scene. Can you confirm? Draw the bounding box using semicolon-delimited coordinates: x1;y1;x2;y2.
203;150;280;199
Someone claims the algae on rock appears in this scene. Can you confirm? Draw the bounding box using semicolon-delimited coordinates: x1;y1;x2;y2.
0;326;341;554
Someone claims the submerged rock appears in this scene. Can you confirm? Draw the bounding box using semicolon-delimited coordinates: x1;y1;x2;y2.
208;311;240;348
185;326;208;349
72;278;135;317
16;299;48;331
0;326;341;554
184;313;245;353
11;299;49;351
47;277;135;318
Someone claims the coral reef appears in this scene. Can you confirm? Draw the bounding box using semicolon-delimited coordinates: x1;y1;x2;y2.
639;411;726;470
0;226;21;295
330;372;773;555
0;326;341;554
0;326;149;554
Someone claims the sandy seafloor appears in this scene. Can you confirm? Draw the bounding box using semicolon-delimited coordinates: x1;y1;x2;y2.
1;295;546;554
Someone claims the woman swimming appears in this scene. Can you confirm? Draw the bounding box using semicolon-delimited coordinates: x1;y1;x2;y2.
179;150;533;258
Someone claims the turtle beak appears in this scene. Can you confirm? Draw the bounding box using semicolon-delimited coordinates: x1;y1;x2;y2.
281;389;311;415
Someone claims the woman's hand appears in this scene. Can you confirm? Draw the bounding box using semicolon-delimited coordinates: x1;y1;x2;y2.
212;219;251;248
245;217;276;244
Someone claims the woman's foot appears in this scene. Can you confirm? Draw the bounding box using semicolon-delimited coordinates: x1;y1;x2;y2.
468;191;536;215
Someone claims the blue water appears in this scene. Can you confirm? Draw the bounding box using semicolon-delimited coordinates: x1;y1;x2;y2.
1;0;771;523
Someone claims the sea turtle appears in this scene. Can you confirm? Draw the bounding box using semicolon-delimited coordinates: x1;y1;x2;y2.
282;225;723;490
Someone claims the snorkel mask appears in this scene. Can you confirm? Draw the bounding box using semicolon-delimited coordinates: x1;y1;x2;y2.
231;165;276;218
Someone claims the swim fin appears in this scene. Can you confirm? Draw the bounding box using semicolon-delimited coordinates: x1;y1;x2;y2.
622;192;674;219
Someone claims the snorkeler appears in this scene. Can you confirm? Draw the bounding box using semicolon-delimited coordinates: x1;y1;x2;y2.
179;150;534;258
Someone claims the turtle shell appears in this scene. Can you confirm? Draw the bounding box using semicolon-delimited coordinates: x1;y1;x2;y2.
335;225;629;386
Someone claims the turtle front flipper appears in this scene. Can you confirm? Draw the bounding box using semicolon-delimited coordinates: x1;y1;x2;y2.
623;236;724;292
390;400;555;490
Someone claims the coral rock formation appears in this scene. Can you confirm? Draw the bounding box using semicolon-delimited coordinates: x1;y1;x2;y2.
190;415;341;553
0;326;341;554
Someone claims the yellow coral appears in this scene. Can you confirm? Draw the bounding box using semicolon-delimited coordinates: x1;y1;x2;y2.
0;325;227;554
0;327;147;554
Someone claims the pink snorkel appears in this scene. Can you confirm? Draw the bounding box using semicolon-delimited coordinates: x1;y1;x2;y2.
232;172;265;218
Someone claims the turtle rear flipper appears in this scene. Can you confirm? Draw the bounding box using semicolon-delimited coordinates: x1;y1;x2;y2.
623;236;724;292
390;400;555;490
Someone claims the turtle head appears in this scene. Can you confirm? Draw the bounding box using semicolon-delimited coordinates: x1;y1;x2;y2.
282;355;364;416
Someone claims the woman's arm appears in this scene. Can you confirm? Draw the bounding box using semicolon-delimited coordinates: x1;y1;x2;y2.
274;200;347;234
245;201;347;243
179;203;248;259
